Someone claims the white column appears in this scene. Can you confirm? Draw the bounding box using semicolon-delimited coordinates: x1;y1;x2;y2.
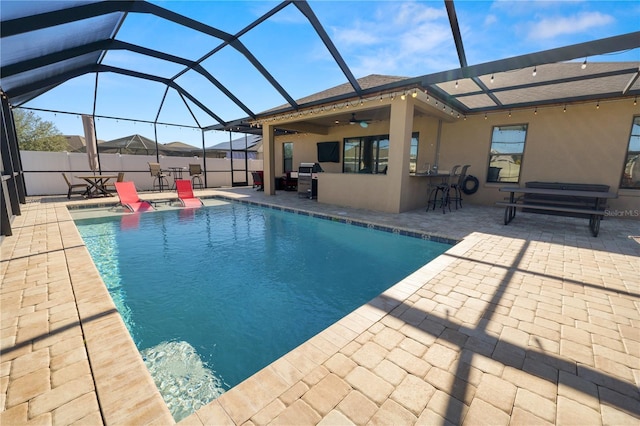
262;125;276;195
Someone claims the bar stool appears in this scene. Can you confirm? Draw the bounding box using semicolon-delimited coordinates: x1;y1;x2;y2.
149;162;170;192
189;163;204;189
450;164;470;209
426;165;460;213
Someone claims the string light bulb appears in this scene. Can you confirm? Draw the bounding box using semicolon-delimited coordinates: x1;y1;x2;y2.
563;105;567;113
490;74;494;83
532;66;537;77
596;101;600;109
634;96;637;106
581;58;587;70
484;113;487;120
412;89;418;98
455;81;459;89
400;92;406;100
534;107;538;115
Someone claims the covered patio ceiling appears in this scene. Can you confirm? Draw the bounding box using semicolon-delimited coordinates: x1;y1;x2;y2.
1;0;639;136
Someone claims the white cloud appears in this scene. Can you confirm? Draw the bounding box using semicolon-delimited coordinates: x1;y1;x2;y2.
332;27;380;47
390;1;447;26
484;14;498;26
528;12;614;39
329;1;457;77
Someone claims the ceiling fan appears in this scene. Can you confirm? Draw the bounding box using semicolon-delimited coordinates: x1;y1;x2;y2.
349;113;371;128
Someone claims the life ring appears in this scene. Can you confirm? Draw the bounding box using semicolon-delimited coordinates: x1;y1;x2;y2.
462;175;479;195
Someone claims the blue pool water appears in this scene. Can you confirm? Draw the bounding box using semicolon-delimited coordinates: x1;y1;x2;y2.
74;201;450;420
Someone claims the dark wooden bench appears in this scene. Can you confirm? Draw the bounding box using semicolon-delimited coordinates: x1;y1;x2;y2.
497;182;617;237
521;182;610;217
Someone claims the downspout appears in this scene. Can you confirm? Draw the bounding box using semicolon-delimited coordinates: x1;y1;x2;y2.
435;119;442;171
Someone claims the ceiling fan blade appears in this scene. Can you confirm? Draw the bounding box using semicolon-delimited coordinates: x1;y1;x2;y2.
350;113;371;126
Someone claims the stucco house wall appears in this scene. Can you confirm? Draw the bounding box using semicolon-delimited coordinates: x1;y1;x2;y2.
438;99;638;211
266;97;637;215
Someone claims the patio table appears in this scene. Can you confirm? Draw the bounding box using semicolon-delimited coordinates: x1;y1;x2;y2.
497;186;617;237
75;174;118;198
168;166;186;189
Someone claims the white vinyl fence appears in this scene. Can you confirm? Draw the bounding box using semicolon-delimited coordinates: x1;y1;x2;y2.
20;151;263;196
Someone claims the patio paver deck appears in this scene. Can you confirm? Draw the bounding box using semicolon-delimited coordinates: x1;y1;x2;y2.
1;188;638;425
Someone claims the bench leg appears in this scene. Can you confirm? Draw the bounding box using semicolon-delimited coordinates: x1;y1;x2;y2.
504;206;516;225
589;215;601;237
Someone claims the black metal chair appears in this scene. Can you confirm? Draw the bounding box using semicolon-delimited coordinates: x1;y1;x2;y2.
450;164;471;209
426;165;460;214
189;163;204;189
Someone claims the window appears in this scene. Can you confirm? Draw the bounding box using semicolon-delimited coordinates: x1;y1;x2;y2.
621;116;640;189
343;135;387;174
283;142;293;173
343;133;418;174
487;124;527;183
409;134;419;173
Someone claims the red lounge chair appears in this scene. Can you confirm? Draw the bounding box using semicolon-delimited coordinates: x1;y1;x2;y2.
176;180;204;208
114;181;155;213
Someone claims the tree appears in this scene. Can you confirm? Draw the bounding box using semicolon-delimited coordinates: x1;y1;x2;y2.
13;109;68;151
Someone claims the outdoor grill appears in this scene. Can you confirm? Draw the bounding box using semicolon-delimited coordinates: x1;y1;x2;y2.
297;162;322;199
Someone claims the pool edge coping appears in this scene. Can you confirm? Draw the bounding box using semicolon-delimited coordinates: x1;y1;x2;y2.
65;194;462;423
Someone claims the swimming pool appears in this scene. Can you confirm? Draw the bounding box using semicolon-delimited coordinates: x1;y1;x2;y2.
74;200;450;421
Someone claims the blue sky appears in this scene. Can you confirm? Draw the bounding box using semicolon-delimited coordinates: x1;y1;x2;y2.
18;0;640;148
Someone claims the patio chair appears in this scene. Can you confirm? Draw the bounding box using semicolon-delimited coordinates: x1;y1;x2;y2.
449;164;471;209
114;181;155;212
251;171;264;191
104;172;125;193
175;180;204;208
62;173;88;199
283;171;298;191
426;165;460;214
149;162;170;192
189;163;204;189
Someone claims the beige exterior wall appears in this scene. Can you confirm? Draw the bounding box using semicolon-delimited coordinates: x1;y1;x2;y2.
266;97;638;216
438;99;638;211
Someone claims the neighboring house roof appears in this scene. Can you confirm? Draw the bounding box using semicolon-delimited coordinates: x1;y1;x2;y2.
207;134;262;151
164;141;199;150
64;135;106;153
98;134;158;154
64;135;85;153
